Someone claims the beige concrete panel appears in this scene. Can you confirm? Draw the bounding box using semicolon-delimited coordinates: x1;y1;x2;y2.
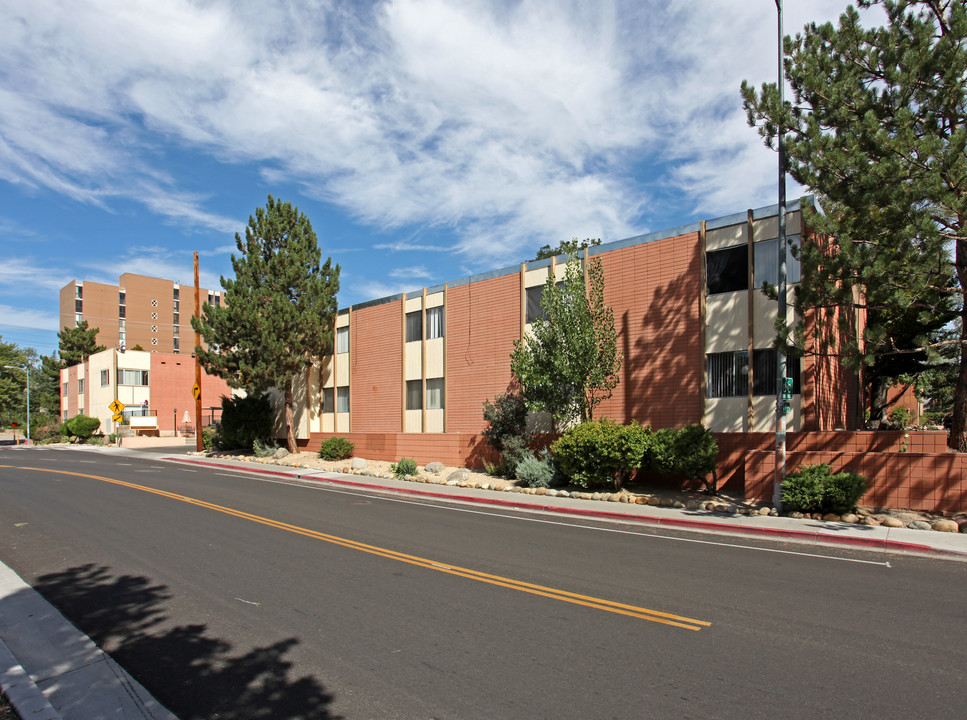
267;387;286;437
752;287;799;343
752;396;800;432
426;291;444;309
426;337;444;378
404;296;423;313
524;267;549;287
705;293;749;353
526;411;554;434
752;210;802;242
317;358;334;389
118;386;150;407
307;366;321;433
292;370;309;439
706;223;748;251
404;409;423;433
335;354;349;386
404;342;422;381
335;412;349;433
704;397;748;432
336;314;349;328
120;350;151;371
322;414;335;433
425;409;444;433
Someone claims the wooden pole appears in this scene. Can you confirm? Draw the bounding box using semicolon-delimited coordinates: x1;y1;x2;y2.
194;252;202;452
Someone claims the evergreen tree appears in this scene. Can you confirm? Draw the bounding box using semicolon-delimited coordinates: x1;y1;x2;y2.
510;256;621;428
36;354;65;417
741;0;967;448
57;320;105;367
529;237;601;263
0;337;29;423
192;195;340;452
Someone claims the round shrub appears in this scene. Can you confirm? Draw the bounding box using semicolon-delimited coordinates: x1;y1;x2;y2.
551;419;651;490
514;450;557;489
64;414;101;442
319;436;355;461
391;457;418;478
782;463;869;515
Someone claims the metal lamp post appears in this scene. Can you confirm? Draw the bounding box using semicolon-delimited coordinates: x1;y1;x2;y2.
4;363;31;446
773;0;788;512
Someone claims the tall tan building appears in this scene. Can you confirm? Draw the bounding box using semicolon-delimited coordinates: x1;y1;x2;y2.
59;273;221;354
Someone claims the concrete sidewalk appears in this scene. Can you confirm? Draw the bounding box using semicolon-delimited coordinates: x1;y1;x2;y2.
1;443;965;720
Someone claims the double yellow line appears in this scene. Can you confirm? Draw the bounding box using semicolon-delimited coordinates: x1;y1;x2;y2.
8;466;711;631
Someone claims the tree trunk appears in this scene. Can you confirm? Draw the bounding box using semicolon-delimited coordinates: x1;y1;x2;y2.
867;374;890;427
284;380;297;453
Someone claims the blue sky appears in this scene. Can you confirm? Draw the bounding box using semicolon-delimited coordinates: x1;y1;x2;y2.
0;0;877;357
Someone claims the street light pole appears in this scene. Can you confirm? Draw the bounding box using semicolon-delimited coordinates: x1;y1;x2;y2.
773;0;787;512
4;363;31;446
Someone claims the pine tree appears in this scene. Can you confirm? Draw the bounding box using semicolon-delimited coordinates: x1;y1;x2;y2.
192;196;340;452
57;320;105;367
741;0;967;448
510;256;621;428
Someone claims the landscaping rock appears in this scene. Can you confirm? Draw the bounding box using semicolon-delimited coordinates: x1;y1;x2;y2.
546;489;558;497
446;470;469;484
788;512;804;519
635;497;648;505
660;498;675;507
685;500;701;510
425;461;445;474
881;517;904;528
758;507;771;516
862;516;881;526
822;513;842;522
273;448;289;460
908;520;932;530
931;519;959;533
351;457;368;470
647;497;661;506
840;513;859;524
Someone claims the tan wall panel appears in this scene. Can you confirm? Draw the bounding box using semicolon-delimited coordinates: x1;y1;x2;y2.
705;293;749;353
425;337;444;378
404;342;422;381
706;223;747;251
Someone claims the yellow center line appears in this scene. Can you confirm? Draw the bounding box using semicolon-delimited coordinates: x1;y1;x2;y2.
7;465;712;631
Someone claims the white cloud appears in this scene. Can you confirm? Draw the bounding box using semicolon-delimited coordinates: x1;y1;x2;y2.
0;258;74;292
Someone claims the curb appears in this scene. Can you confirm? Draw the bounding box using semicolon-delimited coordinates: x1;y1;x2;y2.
166;457;965;558
0;636;61;720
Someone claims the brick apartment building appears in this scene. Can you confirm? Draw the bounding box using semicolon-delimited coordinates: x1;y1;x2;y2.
279;196;858;464
59;273;221;354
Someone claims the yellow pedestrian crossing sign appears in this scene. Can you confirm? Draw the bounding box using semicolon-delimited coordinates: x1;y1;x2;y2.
109;399;125;414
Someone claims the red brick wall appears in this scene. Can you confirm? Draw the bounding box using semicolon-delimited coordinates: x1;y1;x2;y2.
350;302;403;432
302;431;495;468
595;232;704;427
150;354;233;433
445;274;521;434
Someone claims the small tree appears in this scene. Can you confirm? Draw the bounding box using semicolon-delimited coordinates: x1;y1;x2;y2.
529;237;601;263
647;425;719;493
64;414;101;442
58;320;105;367
192;196;340;452
219;394;273;451
510;256;621;428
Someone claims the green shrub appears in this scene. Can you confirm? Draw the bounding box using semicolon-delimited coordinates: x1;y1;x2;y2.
514;450;558;488
390;457;418;478
482;389;531;453
31;422;62;444
219;394;273;450
500;434;532;478
64;414;101;442
201;425;220;450
551;419;651;490
253;437;280;458
782;464;869;515
887;406;913;430
645;424;719;493
483;460;510;477
319;436;355;461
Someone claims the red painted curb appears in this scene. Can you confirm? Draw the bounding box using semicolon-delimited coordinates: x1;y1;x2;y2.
166;457;961;557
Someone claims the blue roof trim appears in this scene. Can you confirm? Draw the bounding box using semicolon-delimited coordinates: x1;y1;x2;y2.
341;196;815;313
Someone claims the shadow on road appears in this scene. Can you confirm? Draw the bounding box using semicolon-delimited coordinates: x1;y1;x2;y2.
33;564;340;720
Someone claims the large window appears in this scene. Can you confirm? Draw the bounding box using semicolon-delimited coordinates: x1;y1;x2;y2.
336;387;350;413
753;235;802;288
426;378;445;410
322;387;334;413
707;350;801;398
100;369;109;387
119;369;149;386
525;281;564;323
77;379;84;394
405;311;422;343
426;307;444;340
706;245;748;295
62;382;68;397
336;326;349;354
405;380;422;410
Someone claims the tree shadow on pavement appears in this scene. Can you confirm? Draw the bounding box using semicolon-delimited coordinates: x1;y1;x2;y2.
33;564;340;720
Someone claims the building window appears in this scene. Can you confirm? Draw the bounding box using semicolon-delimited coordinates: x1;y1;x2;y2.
62;382;68;397
151;338;158;346
405;380;422;410
706;245;748;295
707;350;801;398
119;305;126;319
336;387;350;413
322;387;335;413
151;299;158;307
151;325;158;332
405;311;422;343
426;307;444;339
215;294;220;306
75;313;83;325
173;313;180;326
119;369;149;386
336;327;349;354
525;282;564;323
173;337;179;352
119;291;125;305
74;298;83;313
75;285;82;299
426;378;445;410
77;379;84;394
173;288;179;300
753;235;802;288
100;369;109;386
119;331;126;347
207;293;214;305
151;312;158;320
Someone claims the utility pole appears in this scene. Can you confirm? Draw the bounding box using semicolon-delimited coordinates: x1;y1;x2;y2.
773;0;788;512
194;252;203;452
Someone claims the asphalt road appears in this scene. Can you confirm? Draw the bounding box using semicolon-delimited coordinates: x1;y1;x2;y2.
1;447;966;719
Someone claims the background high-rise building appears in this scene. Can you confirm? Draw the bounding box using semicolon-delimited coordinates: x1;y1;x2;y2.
59;273;220;354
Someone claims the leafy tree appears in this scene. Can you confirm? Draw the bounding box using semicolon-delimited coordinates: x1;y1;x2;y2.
192;196;340;451
529;237;601;263
58;320;105;367
741;0;967;448
510;256;621;428
64;413;101;442
0;337;29;423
